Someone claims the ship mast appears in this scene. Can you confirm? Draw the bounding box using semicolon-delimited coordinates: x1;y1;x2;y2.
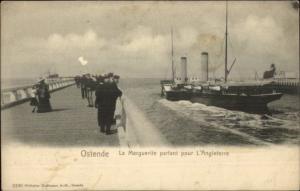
171;28;175;81
225;0;228;83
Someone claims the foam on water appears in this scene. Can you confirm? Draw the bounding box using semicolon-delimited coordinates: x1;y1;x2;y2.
159;99;273;146
158;99;299;145
171;99;298;129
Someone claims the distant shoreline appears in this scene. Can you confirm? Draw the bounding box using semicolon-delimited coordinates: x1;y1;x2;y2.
1;78;36;89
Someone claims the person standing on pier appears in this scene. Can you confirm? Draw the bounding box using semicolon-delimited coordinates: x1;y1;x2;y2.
30;84;39;113
95;73;122;134
86;75;97;107
74;75;81;88
95;75;105;130
80;74;88;99
36;78;52;113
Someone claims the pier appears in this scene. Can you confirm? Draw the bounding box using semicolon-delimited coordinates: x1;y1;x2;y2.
1;77;74;109
1;80;167;147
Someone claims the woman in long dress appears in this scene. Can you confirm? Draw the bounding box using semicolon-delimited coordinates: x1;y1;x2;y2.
36;79;52;113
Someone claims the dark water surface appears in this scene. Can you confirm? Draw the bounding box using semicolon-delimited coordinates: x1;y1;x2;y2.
120;78;300;146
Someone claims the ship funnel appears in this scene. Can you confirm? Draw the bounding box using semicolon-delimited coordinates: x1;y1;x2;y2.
201;52;208;82
179;57;188;84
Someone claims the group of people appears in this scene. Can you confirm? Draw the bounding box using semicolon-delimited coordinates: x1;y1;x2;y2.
75;73;122;135
30;78;52;113
29;73;122;135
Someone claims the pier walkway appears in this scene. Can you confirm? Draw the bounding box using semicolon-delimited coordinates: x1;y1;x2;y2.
2;85;120;147
1;85;168;147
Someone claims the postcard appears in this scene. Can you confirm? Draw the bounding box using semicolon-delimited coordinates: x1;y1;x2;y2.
1;1;299;190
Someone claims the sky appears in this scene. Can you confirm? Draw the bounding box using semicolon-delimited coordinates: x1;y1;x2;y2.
1;1;299;79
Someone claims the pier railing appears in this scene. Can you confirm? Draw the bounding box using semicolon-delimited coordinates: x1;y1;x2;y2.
1;78;75;109
273;78;300;94
115;93;169;147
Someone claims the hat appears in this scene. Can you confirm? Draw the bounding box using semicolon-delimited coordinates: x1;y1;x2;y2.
113;75;120;79
97;75;104;80
107;72;114;78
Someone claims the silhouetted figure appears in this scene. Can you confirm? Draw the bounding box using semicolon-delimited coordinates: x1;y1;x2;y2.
75;75;80;88
86;76;97;107
95;75;105;130
263;64;276;79
80;75;88;99
30;84;39;113
36;79;52;113
95;73;122;134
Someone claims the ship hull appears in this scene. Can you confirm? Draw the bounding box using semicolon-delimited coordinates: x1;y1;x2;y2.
164;90;192;101
190;92;283;113
164;89;283;113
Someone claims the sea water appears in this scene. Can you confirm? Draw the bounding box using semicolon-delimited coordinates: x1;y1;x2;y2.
1;78;37;89
120;78;300;146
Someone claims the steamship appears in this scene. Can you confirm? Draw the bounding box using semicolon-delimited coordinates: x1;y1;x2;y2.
161;2;283;114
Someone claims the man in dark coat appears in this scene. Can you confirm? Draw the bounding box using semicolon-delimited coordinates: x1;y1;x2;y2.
80;74;88;99
86;75;97;107
95;73;122;134
95;75;105;130
263;63;276;79
75;75;80;88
